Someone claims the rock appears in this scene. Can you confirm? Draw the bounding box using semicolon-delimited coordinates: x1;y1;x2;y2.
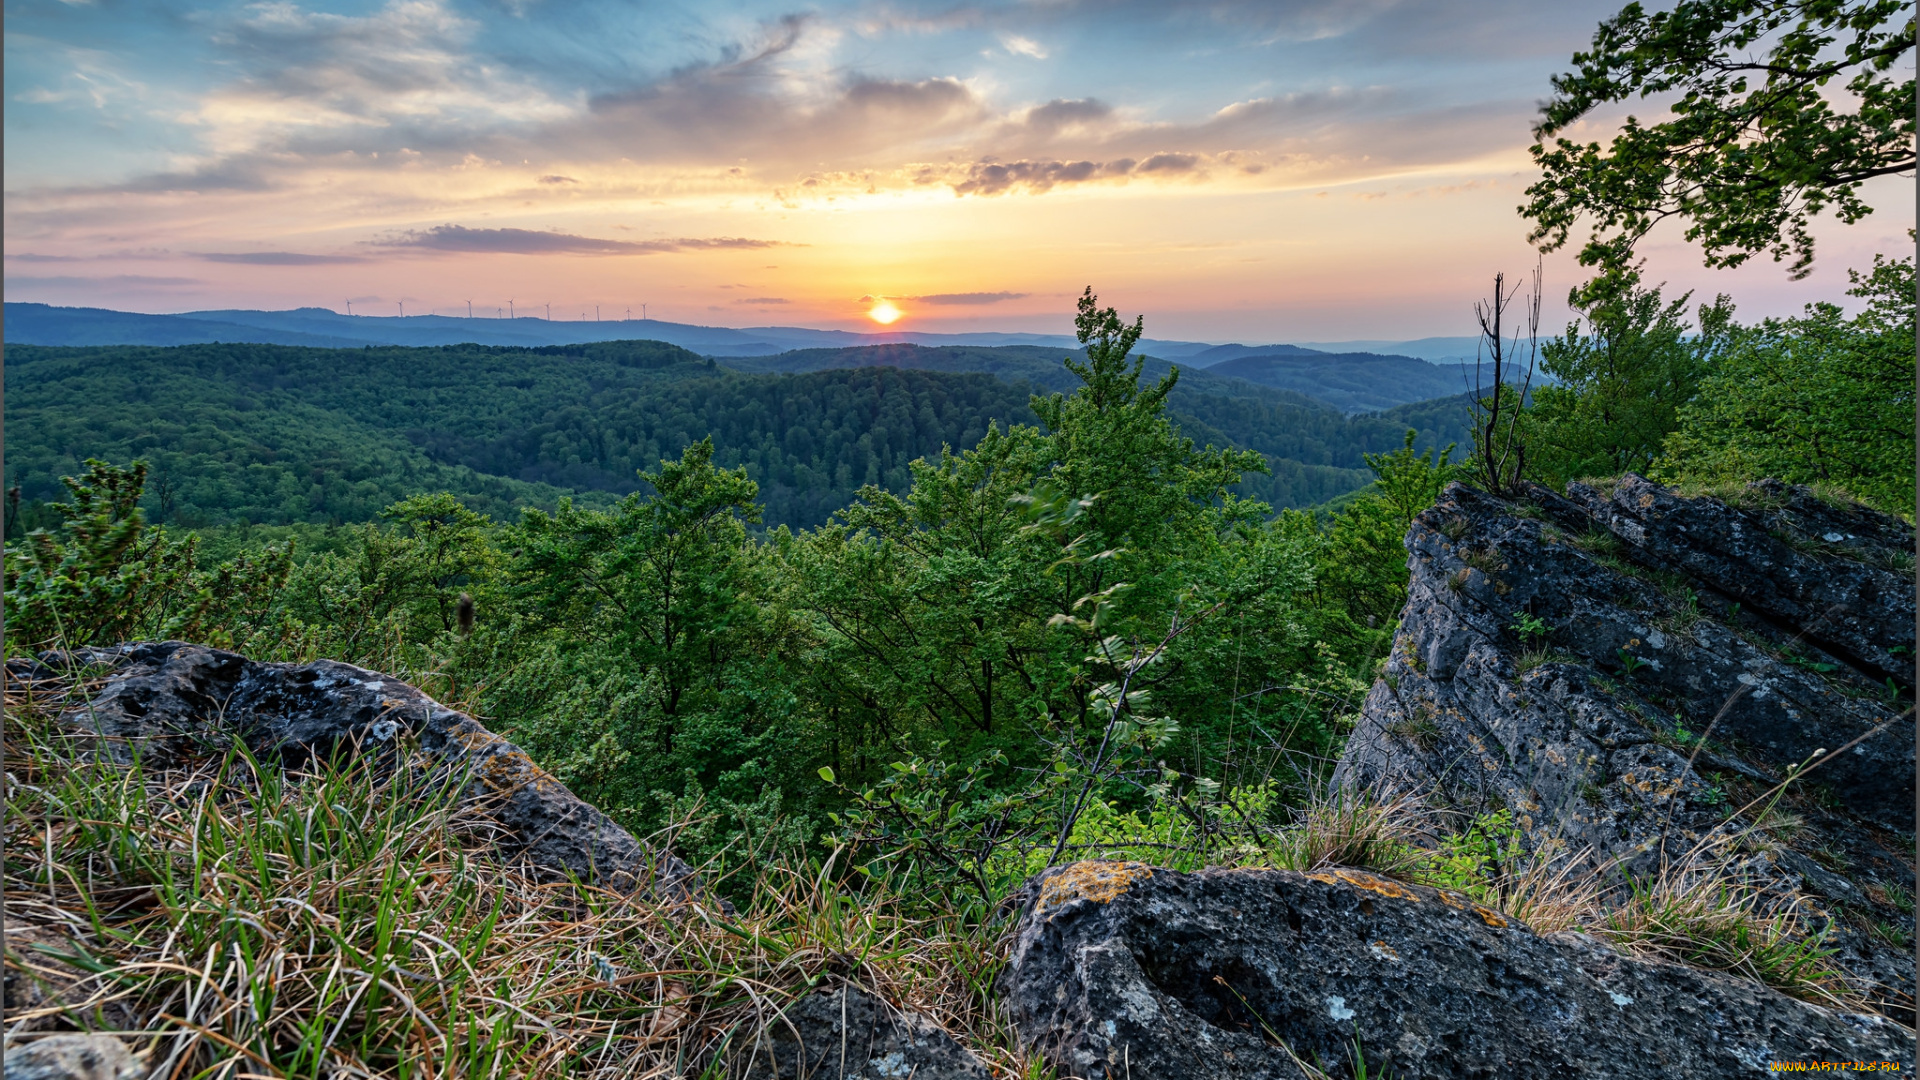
3;1035;142;1080
1335;477;1915;1016
4;923;140;1035
733;985;992;1080
1569;474;1914;687
11;641;702;898
1003;861;1914;1080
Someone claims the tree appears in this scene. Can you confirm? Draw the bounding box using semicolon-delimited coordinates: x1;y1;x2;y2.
1523;0;1915;280
1467;267;1543;496
1658;253;1916;511
1522;277;1735;487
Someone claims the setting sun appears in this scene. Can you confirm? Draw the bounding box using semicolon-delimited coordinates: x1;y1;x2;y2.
868;300;902;325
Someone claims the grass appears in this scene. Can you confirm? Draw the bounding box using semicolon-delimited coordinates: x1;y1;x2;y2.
1271;788;1431;879
6;651;1888;1076
2;680;1047;1080
1514;647;1575;677
1594;872;1851;1009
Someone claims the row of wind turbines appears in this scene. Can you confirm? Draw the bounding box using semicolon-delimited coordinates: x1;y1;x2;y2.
341;300;651;321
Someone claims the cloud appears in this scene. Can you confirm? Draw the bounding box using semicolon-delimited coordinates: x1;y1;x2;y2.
733;296;790;304
538;175;579;185
197;251;365;265
5;274;201;288
951;158;1136;196
1001;35;1048;59
908;291;1029;305
1137;152;1201;174
1020;98;1112;135
376;225;786;255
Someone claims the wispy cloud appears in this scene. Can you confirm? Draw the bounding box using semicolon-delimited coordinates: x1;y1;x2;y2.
1000;34;1047;59
197;251;365;265
376;225;786;255
908;291;1029;305
5;274;201;288
733;296;789;304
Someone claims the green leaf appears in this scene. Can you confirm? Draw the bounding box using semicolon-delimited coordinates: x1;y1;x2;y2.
818;766;835;784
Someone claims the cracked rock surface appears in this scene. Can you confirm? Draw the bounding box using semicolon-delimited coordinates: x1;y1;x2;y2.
733;985;992;1080
1334;477;1915;1018
1003;861;1912;1079
11;640;701;897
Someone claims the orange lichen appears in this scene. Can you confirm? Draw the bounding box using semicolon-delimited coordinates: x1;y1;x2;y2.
1326;868;1420;902
1037;861;1153;915
1473;905;1511;928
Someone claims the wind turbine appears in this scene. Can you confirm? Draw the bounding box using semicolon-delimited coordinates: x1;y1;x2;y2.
595;305;601;322
509;300;515;319
626;307;632;321
467;300;473;319
545;303;551;321
642;303;648;321
345;299;353;316
398;301;404;318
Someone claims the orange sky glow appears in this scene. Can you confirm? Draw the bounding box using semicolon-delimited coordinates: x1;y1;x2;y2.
5;1;1910;342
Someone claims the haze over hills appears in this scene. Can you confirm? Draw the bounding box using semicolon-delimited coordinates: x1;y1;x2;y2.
3;302;1478;366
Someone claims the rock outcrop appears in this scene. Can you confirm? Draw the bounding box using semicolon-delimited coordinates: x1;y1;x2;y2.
735;986;993;1080
2;1035;143;1080
1335;476;1915;1015
8;641;700;897
1003;861;1914;1080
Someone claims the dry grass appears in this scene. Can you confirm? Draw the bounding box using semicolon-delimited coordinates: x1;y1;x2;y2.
1592;871;1854;1010
1272;787;1431;880
2;678;1045;1080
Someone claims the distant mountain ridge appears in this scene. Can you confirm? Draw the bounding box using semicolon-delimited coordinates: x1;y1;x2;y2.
1203;351;1475;412
3;302;1476;365
3;302;1220;359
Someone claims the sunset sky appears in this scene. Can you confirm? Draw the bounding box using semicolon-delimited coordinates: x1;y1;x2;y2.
5;0;1912;342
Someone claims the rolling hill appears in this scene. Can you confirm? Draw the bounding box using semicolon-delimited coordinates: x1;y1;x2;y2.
5;340;1474;531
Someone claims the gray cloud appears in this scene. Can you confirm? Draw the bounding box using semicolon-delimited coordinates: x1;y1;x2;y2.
1020;98;1114;134
952;158;1136;196
1137;152;1201;174
5;274;201;288
197;251;365;265
908;291;1029;305
539;175;579;184
377;225;785;255
733;296;790;304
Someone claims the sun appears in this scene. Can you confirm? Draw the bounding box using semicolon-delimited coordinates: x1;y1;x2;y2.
868;300;902;325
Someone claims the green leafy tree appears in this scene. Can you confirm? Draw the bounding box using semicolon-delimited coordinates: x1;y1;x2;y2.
505;438;804;812
1297;432;1464;654
5;460;291;652
1522;277;1736;487
1659;254;1916;511
784;290;1315;799
1524;0;1915;280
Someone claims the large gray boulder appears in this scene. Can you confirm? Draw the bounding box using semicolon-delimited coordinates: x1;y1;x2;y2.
1003;861;1913;1079
12;641;701;897
1334;477;1914;1017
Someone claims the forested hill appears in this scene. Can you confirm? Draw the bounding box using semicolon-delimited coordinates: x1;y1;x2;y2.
722;342;1470;414
5;339;1471;530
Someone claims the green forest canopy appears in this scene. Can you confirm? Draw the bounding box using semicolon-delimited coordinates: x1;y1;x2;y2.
4;339;1474;531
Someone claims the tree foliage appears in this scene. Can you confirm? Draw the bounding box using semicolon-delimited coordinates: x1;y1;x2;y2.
1658;253;1916;511
1524;0;1916;279
1523;277;1736;487
5;340;1468;531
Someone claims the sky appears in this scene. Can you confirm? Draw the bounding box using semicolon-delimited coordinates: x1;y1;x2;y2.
4;0;1913;342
